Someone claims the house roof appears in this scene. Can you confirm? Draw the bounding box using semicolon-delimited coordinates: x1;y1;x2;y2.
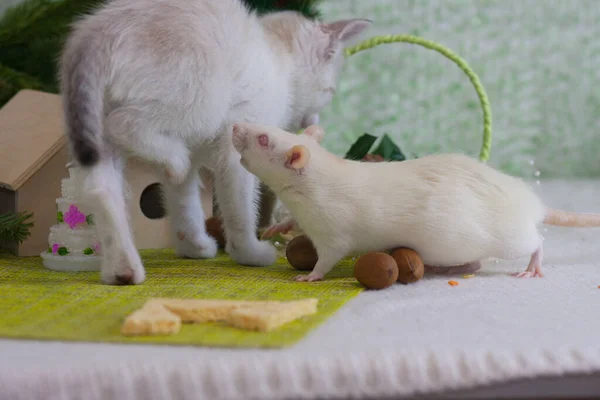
0;90;66;191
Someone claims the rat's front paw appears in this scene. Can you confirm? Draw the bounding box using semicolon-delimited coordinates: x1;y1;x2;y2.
294;272;323;282
228;239;277;267
261;219;295;239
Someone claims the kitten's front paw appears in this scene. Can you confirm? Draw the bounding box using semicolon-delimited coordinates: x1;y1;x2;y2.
101;250;146;285
176;233;218;259
228;239;277;267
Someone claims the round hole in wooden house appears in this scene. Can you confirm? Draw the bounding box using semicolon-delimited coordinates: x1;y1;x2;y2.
139;182;166;219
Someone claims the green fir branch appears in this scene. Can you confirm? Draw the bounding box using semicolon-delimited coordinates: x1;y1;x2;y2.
0;0;104;45
0;0;105;107
0;62;53;105
0;63;50;88
0;211;35;245
0;0;323;108
242;0;322;18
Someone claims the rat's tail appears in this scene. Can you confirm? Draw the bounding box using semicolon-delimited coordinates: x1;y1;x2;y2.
543;208;600;227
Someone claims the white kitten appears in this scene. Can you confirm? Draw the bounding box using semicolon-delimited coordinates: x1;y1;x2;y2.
59;0;370;285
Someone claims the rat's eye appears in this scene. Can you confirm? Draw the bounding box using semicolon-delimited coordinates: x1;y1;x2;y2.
258;134;269;148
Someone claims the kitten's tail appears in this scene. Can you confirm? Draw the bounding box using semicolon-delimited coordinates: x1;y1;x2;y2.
60;33;108;167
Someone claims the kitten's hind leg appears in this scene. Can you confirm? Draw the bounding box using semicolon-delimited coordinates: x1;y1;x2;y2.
82;153;145;285
106;104;191;185
210;147;277;267
161;166;218;259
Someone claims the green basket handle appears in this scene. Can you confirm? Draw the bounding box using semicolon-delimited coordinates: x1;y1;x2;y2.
344;35;493;162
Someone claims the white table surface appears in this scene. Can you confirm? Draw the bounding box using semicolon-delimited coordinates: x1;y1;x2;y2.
1;179;600;400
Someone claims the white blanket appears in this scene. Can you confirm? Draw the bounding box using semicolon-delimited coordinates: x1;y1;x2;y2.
1;179;599;399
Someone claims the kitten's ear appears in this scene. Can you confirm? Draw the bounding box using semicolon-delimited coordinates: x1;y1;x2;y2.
285;145;311;170
323;19;372;43
302;125;325;143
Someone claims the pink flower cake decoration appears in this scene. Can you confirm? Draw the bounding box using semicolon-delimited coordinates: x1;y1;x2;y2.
64;204;86;229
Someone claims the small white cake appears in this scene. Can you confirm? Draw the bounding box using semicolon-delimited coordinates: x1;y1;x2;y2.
41;166;103;271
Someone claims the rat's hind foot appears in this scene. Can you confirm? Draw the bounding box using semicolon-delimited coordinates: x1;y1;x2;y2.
295;272;323;282
513;269;543;278
514;246;544;278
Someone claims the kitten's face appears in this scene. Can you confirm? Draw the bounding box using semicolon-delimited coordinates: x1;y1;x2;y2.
262;13;371;117
306;32;346;110
300;18;372;112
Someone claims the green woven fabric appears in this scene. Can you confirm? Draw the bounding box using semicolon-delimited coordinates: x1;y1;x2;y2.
0;249;362;348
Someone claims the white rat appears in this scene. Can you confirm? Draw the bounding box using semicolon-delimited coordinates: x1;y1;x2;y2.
231;122;600;282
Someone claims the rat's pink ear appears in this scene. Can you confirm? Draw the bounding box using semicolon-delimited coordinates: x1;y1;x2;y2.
232;123;247;137
323;19;372;42
302;125;325;143
285;145;311;170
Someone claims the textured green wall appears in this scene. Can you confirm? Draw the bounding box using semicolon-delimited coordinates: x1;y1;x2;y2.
318;0;600;178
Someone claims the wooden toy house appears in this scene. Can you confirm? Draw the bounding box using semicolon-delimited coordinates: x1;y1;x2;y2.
0;89;213;256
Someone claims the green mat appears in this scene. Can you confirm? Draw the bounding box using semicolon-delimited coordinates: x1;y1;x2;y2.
0;249;363;348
